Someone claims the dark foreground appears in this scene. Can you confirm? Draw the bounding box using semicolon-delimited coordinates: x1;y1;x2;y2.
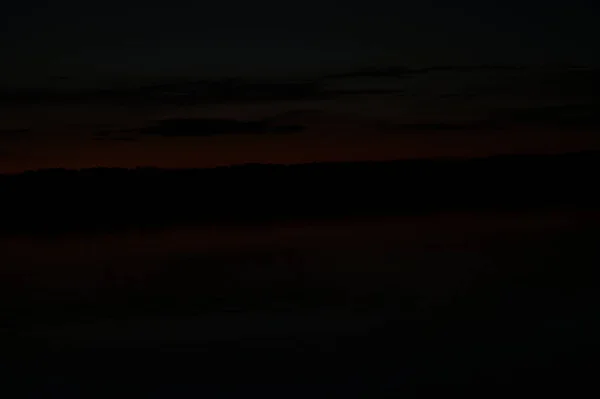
1;209;599;397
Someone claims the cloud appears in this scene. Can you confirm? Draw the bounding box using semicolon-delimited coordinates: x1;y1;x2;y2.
390;122;490;132
135;118;305;137
130;79;327;105
323;66;417;80
379;103;600;132
322;64;529;80
0;79;329;106
2;65;529;107
486;104;600;130
320;65;600;104
3;65;598;117
526;68;600;98
93;136;139;142
93;126;148;141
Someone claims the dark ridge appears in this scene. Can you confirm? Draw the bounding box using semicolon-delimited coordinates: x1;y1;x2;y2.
1;150;598;235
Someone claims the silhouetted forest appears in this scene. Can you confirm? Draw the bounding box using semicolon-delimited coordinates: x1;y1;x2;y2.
1;150;598;234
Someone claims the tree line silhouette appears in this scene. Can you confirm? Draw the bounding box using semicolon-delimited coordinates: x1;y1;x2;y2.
1;150;598;234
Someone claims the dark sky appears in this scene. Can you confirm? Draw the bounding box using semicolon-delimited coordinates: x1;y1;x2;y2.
1;0;599;172
2;0;599;87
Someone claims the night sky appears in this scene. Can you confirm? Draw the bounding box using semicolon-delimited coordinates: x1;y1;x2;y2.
1;0;599;172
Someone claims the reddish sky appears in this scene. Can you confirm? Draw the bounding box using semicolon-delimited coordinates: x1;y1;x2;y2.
1;2;599;173
2;125;600;174
1;66;599;173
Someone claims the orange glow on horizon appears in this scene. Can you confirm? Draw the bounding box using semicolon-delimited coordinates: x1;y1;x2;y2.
2;128;600;174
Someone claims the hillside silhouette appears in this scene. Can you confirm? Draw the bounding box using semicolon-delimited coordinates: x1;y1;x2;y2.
1;150;598;234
